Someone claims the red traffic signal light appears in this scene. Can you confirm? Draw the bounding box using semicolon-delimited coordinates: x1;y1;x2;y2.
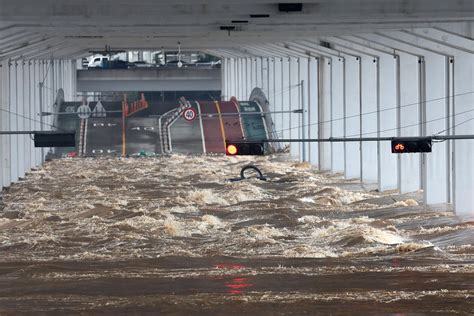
391;137;432;153
226;144;238;155
225;142;265;156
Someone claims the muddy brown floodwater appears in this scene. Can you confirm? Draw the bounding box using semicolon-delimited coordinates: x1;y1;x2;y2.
0;155;473;315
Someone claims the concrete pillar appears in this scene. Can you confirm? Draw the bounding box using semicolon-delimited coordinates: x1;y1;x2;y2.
331;57;345;173
0;60;10;188
228;58;235;98
289;57;299;159
236;58;244;100
281;58;291;142
250;58;257;90
308;57;319;166
245;58;252;99
261;57;269;98
9;61;19;182
298;57;309;161
377;55;398;191
319;57;332;171
343;56;361;179
256;57;263;88
398;52;422;193
22;60;31;174
360;56;378;183
33;60;42;165
17;60;27;178
273;58;283;139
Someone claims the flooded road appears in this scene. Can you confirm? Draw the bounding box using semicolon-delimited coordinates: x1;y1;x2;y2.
0;155;473;315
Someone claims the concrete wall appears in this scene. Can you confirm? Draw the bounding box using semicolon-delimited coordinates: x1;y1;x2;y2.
218;26;474;216
0;59;77;189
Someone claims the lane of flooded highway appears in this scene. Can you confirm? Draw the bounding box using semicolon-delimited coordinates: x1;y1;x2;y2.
0;155;472;315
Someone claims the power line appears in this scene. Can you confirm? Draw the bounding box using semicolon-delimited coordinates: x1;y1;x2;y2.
435;116;474;136
0;107;65;132
345;108;474;138
250;90;474;139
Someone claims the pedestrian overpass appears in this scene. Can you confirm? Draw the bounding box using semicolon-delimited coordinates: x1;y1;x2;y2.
77;68;221;92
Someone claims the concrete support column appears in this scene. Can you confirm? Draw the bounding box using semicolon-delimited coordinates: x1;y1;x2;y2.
250;58;257;90
261;57;269;98
0;60;11;188
273;58;283;139
281;58;291;142
377;55;398;191
331;57;345;173
298;57;309;162
360;56;378;183
319;57;332;171
221;58;228;100
256;57;263;88
238;58;245;100
289;57;299;159
267;58;275;122
343;56;361;179
22;61;32;174
308;57;319;166
245;58;252;99
9;61;19;182
398;52;422;193
33;60;42;165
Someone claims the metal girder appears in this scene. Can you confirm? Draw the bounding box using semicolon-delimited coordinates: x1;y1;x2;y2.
359;34;450;58
380;31;469;56
240;45;286;58
263;43;309;58
0;33;44;53
24;42;78;59
321;37;389;59
407;28;474;53
304;40;361;59
341;35;398;55
224;47;261;58
285;41;333;59
203;49;228;58
0;31;35;46
0;37;60;59
213;48;248;58
292;40;343;59
277;43;320;59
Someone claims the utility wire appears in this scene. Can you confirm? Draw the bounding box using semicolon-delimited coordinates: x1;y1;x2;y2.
249;90;474;139
0;107;65;132
435;116;474;136
345;108;474;138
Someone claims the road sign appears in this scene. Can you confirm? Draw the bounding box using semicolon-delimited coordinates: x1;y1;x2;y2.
77;104;91;119
183;107;197;122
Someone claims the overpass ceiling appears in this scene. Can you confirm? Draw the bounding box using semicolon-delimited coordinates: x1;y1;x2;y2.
0;0;474;59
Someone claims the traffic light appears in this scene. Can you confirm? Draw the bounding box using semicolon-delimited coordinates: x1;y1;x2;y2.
226;142;265;156
391;137;432;153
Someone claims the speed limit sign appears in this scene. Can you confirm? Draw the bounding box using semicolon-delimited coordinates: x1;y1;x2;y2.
182;108;197;122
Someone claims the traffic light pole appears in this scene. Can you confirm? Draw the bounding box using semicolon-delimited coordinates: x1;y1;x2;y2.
260;135;474;142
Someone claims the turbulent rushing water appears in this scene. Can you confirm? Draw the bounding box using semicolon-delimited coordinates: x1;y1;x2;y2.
0;155;473;315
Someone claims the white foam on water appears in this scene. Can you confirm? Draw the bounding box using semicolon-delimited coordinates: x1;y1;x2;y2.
0;155;467;262
282;245;337;258
187;189;230;206
163;217;190;237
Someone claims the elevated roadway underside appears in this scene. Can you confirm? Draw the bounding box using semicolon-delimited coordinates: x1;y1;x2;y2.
77;68;221;92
